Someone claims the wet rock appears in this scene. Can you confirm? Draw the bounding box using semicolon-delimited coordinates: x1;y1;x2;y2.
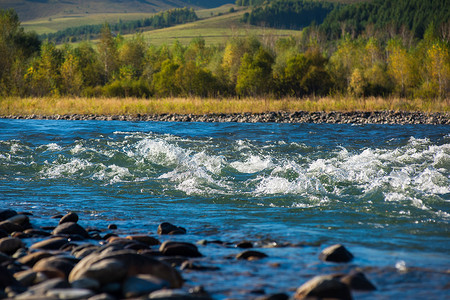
52;222;90;239
159;241;202;257
126;235;161;246
180;261;220;271
0;237;24;254
149;289;212;299
30;237;69;250
71;277;101;290
24;229;52;237
236;241;253;249
18;251;54;267
87;292;116;300
319;244;354;263
0;209;17;221
71;245;99;259
46;288;95;300
7;214;30;227
255;293;289;300
122;274;170;297
12;247;28;259
69;250;183;288
236;250;268;260
0;228;8;238
13;269;38;286
101;282;121;294
0;264;19;288
15;278;70;299
0;220;23;233
157;222;187;235
340;271;376;291
59;212;79;224
33;256;77;279
294;275;352;300
107;224;117;230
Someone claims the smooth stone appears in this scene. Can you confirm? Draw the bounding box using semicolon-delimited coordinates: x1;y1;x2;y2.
236;241;253;249
13;269;38;286
59;212;79;225
236;250;268;260
18;251;54;267
46;288;94;300
180;261;220;271
72;258;127;285
101;282;121;294
122;275;169;297
0;237;24;254
12;247;28;259
149;289;212;299
294;275;353;300
53;222;90;239
157;222;187;235
15;278;70;299
126;235;161;246
0;228;8;238
33;256;77;279
24;229;52;237
107;224;117;230
0;209;17;221
0;220;23;233
255;293;289;300
0;251;12;263
159;241;202;257
71;277;101;290
30;237;69;250
340;271;377;291
87;293;116;300
319;244;354;263
0;264;19;288
72;246;98;259
69;250;183;288
7;214;30;226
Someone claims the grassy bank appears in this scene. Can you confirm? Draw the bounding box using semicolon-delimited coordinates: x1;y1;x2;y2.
1;97;449;116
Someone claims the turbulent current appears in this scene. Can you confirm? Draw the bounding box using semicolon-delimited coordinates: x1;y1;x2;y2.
1;119;449;299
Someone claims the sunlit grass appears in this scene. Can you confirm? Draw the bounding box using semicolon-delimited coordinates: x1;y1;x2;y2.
1;97;448;116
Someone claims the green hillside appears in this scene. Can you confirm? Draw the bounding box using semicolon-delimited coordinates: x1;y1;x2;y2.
0;0;234;22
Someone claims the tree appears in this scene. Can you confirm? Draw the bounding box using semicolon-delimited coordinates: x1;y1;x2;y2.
152;59;180;97
387;40;415;97
427;42;450;98
98;23;119;83
236;47;274;96
60;49;83;95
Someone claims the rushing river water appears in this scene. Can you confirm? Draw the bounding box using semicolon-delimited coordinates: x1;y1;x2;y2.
1;119;449;299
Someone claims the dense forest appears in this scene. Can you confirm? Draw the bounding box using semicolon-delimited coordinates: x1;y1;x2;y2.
41;8;198;44
240;0;450;39
241;0;337;30
1;8;449;99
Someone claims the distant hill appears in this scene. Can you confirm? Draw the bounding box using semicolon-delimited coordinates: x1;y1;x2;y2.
0;0;234;21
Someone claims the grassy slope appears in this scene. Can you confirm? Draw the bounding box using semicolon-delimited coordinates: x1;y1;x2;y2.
137;7;302;46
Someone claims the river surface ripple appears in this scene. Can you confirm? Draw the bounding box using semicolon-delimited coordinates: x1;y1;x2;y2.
1;119;449;299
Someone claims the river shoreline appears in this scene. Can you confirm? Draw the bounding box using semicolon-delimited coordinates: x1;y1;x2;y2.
2;111;449;124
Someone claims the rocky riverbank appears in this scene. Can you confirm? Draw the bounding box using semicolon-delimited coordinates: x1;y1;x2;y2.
2;111;449;124
0;209;381;300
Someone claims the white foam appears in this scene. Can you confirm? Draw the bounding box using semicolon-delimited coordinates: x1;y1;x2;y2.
93;164;131;184
40;158;92;178
231;155;274;173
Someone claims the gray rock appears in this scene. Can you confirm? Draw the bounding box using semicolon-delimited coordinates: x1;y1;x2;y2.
319;244;354;263
294;275;352;300
0;209;17;221
71;278;101;290
46;288;94;300
0;220;23;233
15;278;70;299
18;251;54;266
159;241;202;257
33;256;77;279
30;237;70;250
53;222;90;238
126;235;161;246
0;264;19;288
157;222;186;235
0;237;24;254
69;250;183;288
236;250;268;260
87;293;117;300
122;275;169;297
13;269;38;286
340;271;376;291
7;214;30;226
59;212;79;225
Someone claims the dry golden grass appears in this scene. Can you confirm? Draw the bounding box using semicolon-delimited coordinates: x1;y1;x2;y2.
1;96;448;116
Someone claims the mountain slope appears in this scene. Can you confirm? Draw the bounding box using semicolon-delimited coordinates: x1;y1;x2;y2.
0;0;234;21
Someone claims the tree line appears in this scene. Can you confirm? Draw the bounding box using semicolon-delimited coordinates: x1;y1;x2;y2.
1;8;449;99
41;8;198;44
239;0;450;40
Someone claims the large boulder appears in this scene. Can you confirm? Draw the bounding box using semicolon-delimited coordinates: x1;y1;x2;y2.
52;222;89;239
69;250;183;288
294;275;352;300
